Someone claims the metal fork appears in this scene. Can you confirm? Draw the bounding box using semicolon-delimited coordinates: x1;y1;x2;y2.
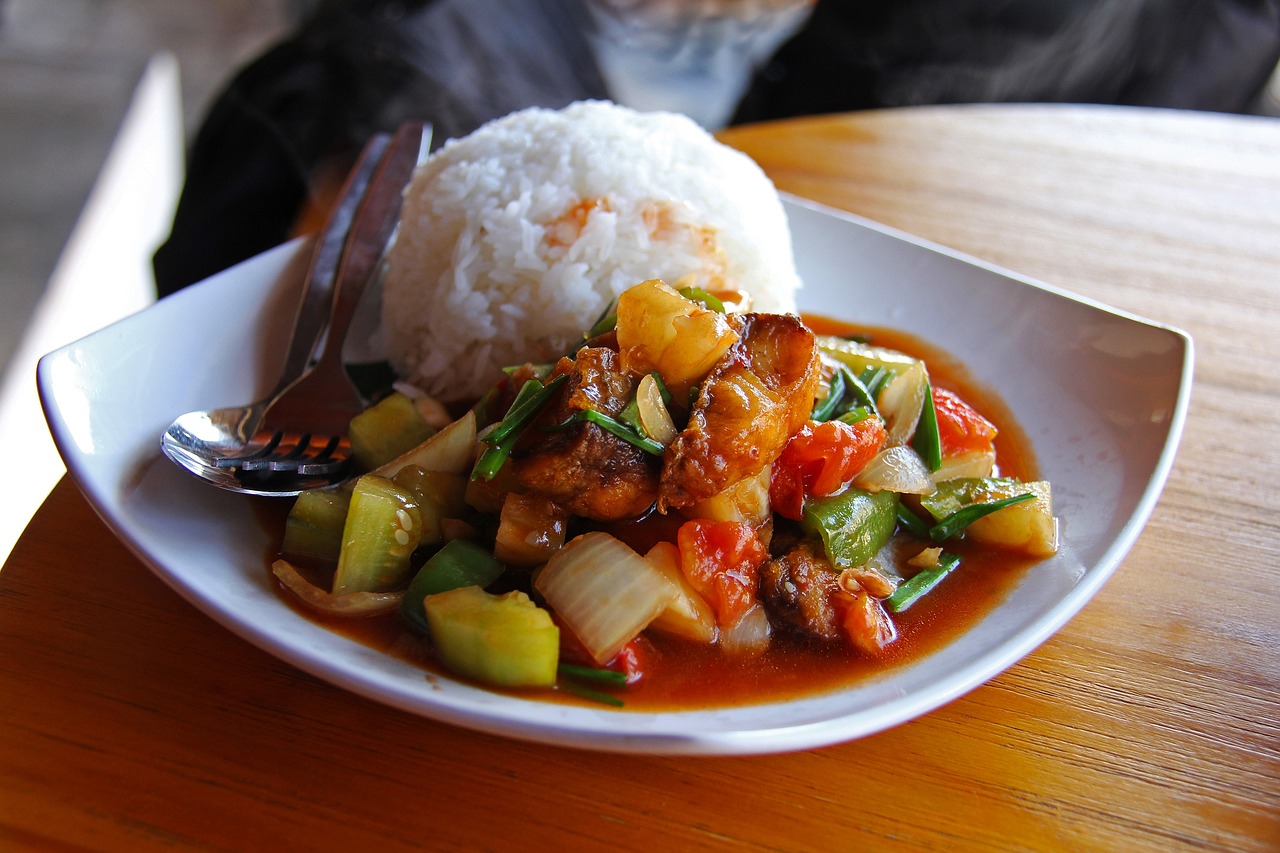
161;122;431;495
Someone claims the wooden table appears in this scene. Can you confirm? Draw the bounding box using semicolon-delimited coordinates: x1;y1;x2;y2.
4;105;1278;851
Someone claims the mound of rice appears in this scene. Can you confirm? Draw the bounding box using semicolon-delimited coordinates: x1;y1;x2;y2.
381;100;801;402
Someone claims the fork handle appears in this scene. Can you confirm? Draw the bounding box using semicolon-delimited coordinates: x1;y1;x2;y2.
312;121;432;366
309;122;431;378
262;121;432;433
276;132;392;390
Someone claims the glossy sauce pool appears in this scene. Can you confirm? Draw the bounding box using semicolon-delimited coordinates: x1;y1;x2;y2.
262;318;1048;711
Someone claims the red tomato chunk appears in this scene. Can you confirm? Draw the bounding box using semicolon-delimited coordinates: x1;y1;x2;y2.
769;418;887;520
677;519;768;627
934;387;998;457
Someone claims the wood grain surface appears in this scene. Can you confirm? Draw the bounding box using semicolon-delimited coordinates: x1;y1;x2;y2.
3;104;1278;851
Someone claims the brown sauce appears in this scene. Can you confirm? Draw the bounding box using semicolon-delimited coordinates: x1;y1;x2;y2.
260;317;1047;711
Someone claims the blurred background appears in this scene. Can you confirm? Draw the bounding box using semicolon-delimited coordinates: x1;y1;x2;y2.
0;0;1277;562
0;0;304;562
0;0;300;373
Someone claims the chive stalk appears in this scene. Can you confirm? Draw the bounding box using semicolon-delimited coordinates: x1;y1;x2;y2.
814;366;887;424
677;285;727;313
558;662;627;707
617;393;644;435
929;493;1035;541
546;409;666;455
558;663;628;686
558;680;626;707
896;502;932;539
471;375;567;481
583;300;618;340
913;382;943;472
810;367;847;421
649;371;673;406
582;409;667;455
841;368;885;418
501;363;553;380
837;406;873;425
886;552;962;613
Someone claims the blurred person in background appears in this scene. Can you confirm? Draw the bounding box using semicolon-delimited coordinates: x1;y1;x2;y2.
153;0;1280;297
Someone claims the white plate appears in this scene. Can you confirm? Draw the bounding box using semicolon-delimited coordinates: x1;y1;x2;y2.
37;196;1192;755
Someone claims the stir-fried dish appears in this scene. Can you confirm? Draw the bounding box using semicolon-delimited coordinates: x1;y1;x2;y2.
273;280;1058;707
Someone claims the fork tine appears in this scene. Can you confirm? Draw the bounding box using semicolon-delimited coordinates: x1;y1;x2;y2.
215;432;350;476
295;440;349;475
214;432;283;469
265;434;314;471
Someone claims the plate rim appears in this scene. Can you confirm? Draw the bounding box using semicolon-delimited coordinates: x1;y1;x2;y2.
36;199;1194;755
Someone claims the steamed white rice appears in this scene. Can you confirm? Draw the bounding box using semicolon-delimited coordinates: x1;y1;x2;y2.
381;100;801;402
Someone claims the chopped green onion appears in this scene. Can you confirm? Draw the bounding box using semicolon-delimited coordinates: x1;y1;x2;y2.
649;371;673;406
482;376;566;447
471;375;567;481
929;492;1035;541
843;369;884;418
837;406;874;425
912;382;943;472
814;366;882;423
617;392;644;435
558;663;628;686
859;365;895;402
810;367;847;421
557;659;628;709
677;285;727;313
583;300;618;340
886;552;961;613
471;446;512;483
558;680;625;707
501;362;553;380
585;410;666;454
546;409;665;455
896;502;932;539
469;385;500;426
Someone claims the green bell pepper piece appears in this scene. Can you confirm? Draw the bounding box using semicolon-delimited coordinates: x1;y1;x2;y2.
801;487;900;568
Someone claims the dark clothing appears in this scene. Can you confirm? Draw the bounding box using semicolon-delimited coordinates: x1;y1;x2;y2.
736;0;1280;121
154;0;605;296
153;0;1280;297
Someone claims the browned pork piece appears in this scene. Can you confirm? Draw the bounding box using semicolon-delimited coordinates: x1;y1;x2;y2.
511;347;660;520
761;541;900;650
759;541;842;641
659;313;821;510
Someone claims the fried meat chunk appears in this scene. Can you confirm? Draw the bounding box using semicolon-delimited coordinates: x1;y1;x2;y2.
759;541;841;642
659;313;821;510
511;347;660;521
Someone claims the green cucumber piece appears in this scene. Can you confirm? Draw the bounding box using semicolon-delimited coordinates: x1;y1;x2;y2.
392;465;470;547
424;586;559;688
332;475;422;596
801;487;900;568
281;488;351;566
349;392;436;469
400;539;504;635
